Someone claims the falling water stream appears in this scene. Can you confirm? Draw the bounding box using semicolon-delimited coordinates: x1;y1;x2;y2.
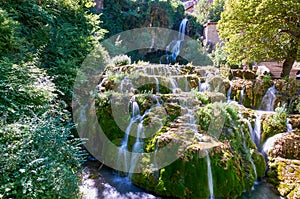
260;85;277;111
94;64;284;199
206;151;214;199
166;18;188;62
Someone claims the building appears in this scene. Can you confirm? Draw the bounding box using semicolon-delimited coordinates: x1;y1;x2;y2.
203;21;221;51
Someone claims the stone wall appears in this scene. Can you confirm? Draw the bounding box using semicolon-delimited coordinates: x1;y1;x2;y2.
203;21;220;51
94;0;104;13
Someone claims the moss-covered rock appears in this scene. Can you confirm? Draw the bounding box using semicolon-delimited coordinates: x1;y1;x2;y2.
267;158;300;199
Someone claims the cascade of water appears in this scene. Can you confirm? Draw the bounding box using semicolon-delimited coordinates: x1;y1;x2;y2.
129;122;145;178
178;18;188;41
118;97;141;173
199;80;210;92
184;76;189;92
238;114;257;181
198;78;202;92
286;118;293;132
206;150;214;199
154;77;160;94
260;85;277;111
239;85;245;105
226;82;232;102
245;119;255;142
166;18;188;62
241;127;257;180
253;112;262;148
170;77;180;93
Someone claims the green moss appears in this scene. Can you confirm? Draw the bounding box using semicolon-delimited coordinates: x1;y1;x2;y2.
252;151;266;177
261;107;288;144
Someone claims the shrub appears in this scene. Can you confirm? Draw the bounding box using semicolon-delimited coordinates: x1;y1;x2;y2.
0;110;84;198
0;59;56;123
111;54;131;66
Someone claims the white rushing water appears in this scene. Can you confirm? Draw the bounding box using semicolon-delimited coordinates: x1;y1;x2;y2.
260;85;277;111
166;18;188;62
206;150;214;199
239;85;245;105
253;112;262;148
118;97;141;173
226;82;232;102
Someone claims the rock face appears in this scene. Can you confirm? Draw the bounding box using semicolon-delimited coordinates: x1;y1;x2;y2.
94;64;267;198
266;130;300;199
226;75;298;111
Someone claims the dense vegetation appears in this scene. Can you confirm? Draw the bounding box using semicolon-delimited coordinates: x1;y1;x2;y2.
218;0;300;77
0;0;106;197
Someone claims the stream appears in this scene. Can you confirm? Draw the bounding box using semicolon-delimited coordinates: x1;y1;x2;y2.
81;161;281;199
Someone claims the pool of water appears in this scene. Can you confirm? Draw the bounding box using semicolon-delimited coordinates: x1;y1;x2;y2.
81;162;282;199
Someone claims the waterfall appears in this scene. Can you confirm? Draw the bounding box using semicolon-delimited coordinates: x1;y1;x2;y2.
170;77;180;93
241;127;257;180
253;112;262;148
239;114;257;181
226;82;232;102
198;78;202;92
260;85;277;111
154;77;160;94
200;82;210;92
166;18;188;62
206;151;214;199
118;97;141;173
245;119;255;143
239;85;245;105
178;18;188;41
129;122;145;178
286;118;293;132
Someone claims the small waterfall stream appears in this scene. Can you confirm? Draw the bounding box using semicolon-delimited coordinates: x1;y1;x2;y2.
226;82;232;102
239;85;245;105
260;85;277;111
166;18;188;62
206;150;214;199
118;97;141;173
253;112;262;148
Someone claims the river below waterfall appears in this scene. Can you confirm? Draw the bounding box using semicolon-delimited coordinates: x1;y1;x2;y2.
80;161;281;199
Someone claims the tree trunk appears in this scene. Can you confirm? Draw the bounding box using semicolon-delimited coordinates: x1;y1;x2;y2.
281;57;295;77
281;44;297;77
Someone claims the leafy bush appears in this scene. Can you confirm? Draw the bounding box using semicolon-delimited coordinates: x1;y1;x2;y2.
0;59;56;123
0;111;84;198
0;0;106;105
111;54;131;66
261;105;288;143
101;0;185;37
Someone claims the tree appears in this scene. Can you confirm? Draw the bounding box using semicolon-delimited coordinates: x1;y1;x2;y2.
218;0;300;77
194;0;225;25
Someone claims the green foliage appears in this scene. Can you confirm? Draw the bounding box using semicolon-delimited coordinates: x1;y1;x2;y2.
0;1;101;198
0;0;106;104
208;44;228;68
111;54;132;66
218;0;300;76
194;0;225;25
101;0;185;37
0;59;56;123
0;8;20;55
261;105;288;143
0;111;84;198
262;74;272;84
